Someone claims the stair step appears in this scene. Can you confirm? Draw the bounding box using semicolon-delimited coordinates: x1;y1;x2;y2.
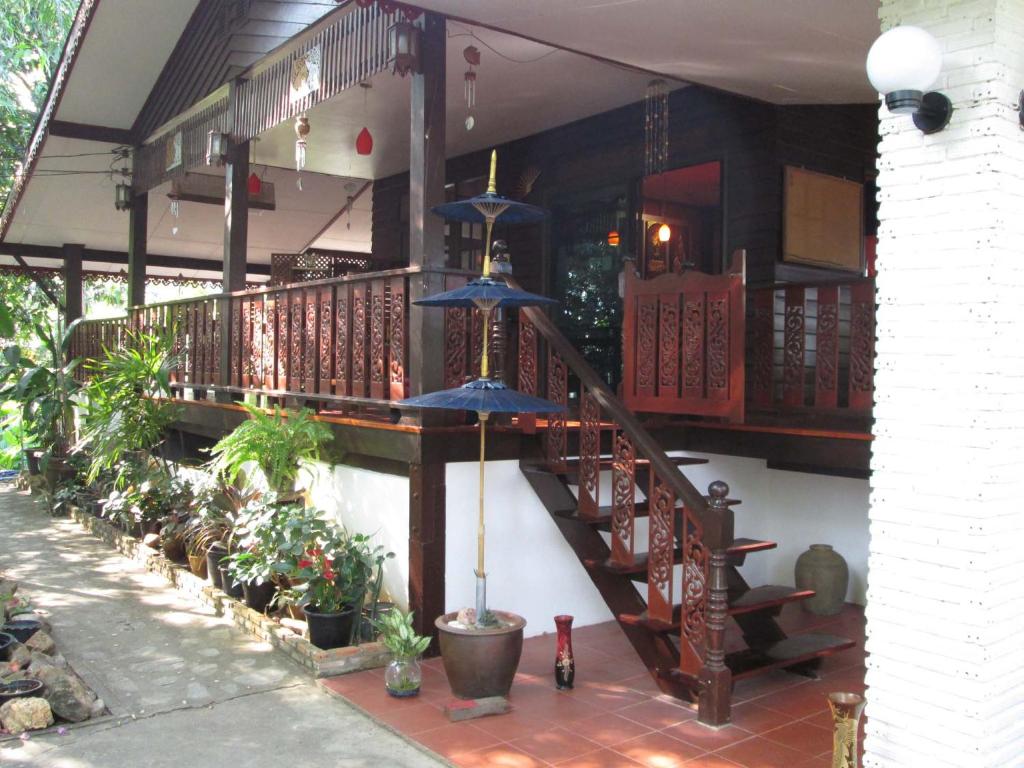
564;456;710;471
570;500;651;525
727;633;856;680
617;585;815;631
585;549;681;578
727;538;777;556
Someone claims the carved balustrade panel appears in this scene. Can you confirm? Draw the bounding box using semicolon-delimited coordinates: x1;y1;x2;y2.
544;350;568;473
388;277;407;400
577;389;601;519
815;285;839;408
782;286;806;407
610;432;637;567
646;474;676;625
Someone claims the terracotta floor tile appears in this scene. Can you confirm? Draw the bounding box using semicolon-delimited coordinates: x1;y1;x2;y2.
453;744;547;768
725;703;793;734
760;721;833;756
473;709;562;741
509;726;604;763
714;735;807;768
375;700;450;735
662;718;754;752
618;673;664;696
730;671;807;704
611;731;705;767
554;747;648;767
758;682;833;720
562;681;651;712
568;713;655;747
415;722;503;760
681;755;744;767
616;698;697;729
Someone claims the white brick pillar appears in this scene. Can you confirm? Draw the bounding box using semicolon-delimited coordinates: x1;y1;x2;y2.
867;1;1024;766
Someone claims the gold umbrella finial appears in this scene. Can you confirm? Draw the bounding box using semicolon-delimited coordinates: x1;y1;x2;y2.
487;149;498;195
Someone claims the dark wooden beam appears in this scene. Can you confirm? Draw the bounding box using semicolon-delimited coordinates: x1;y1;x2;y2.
408;462;445;652
128;190;148;307
0;242;272;276
62;243;83;323
223;78;249;295
10;253;63;310
407;12;447;401
48;120;133;145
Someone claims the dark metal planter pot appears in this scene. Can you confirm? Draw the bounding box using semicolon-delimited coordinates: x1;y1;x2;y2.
206;546;226;590
2;618;42;644
0;679;43;705
0;632;16;661
303;605;357;650
435;611;526;700
242;580;276;613
219;566;244;599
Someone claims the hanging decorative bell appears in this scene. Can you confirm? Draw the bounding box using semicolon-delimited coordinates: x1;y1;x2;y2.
356;126;374;156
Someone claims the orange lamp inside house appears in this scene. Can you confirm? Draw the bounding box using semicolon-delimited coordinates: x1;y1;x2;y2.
607;230;620;246
657;223;671;243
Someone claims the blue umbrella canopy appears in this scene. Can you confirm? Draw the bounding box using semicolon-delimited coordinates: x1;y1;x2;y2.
399;377;565;415
413;277;557;309
432;194;546;225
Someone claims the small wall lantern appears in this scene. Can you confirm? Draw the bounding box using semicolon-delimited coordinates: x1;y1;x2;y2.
867;26;952;134
206;130;229;166
114;182;132;211
387;21;421;76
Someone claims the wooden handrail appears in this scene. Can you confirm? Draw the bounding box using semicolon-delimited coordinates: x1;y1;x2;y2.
509;277;731;548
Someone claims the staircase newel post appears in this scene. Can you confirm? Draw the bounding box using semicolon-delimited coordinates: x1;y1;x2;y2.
699;481;733;727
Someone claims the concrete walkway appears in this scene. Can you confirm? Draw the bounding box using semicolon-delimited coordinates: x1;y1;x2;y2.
0;485;445;767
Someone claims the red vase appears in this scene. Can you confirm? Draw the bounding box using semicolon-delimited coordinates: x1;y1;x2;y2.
554;614;575;690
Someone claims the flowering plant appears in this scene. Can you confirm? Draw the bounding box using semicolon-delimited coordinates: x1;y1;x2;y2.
286;527;393;615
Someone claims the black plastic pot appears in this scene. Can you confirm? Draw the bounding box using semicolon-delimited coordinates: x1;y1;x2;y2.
242;580;276;613
0;632;16;661
24;450;41;476
0;679;43;705
206;546;226;590
303;605;357;650
1;619;42;644
219;565;243;598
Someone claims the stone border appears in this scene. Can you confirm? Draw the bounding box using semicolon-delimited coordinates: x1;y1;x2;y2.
68;507;390;678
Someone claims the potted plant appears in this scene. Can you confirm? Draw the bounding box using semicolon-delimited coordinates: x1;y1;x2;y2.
372;608;431;698
224;498;297;612
207;405;331;500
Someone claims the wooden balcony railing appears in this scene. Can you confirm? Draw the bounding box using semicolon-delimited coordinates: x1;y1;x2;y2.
68;267;480;412
747;278;876;415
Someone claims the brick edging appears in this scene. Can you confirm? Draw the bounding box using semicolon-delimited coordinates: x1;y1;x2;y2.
69;507;390;677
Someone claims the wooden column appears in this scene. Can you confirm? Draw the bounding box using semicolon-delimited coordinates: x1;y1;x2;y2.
407;11;446;400
62;243;84;324
408;461;445;652
223;137;249;292
127;190;147;307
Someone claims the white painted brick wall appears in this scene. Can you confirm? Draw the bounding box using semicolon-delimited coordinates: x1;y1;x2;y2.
868;1;1024;766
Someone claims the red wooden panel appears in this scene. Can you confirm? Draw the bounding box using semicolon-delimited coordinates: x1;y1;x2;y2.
848;280;875;411
318;287;334;394
230;298;242;388
577;388;601;520
369;279;386;399
705;291;731;402
188;302;199;385
444;306;468;389
335;285;350;396
471;307;484;379
276;293;289;391
517;312;538;433
610;432;636;568
545;350;568;473
814;285;840;408
647;474;676;625
679;506;708;677
388;277;407;400
197;302;208;386
262;297;277;389
350;283;368;397
781;286;806;407
303;290;318;393
749;289;774;407
252;297;266;388
288;290;304;392
657;294;680;399
681;295;705;400
210;301;221;386
635;294;658;401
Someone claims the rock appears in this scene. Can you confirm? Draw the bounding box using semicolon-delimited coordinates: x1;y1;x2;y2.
26;630;56;656
30;611;53;634
0;579;16;598
0;697;54;733
28;650;57;672
8;643;31;670
89;697;106;718
33;665;96;722
142;532;161;549
445;696;510;722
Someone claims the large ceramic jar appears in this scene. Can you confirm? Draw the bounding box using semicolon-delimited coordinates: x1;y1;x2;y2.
794;544;849;616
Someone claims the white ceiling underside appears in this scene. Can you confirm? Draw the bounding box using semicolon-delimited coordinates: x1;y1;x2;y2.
4;0;881;271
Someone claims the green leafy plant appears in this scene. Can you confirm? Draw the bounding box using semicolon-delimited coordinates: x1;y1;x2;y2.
224;498;297;589
372;608;431;659
286;529;393;615
207;405;331;495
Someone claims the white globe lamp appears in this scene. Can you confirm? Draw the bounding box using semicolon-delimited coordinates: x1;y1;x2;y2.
866;26;951;133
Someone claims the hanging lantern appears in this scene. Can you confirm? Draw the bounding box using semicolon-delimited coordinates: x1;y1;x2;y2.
657;223;672;243
247;172;262;196
607;230;620;247
295;116;310;173
206;131;228;166
114;183;132;212
356;126;374;156
387;20;421;76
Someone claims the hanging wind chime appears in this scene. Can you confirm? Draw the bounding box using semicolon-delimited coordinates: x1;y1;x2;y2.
295;115;310;190
168;185;181;236
644;79;672;259
463;45;480;131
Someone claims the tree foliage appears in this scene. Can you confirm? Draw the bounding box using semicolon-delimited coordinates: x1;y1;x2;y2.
0;0;78;209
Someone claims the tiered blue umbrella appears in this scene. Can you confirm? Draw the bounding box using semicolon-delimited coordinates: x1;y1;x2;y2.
400;149;560;621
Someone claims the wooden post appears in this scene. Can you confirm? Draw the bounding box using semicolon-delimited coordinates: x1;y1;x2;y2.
407;11;446;401
699;480;733;726
62;243;84;324
408;461;445;652
127;189;147;308
223;137;249;293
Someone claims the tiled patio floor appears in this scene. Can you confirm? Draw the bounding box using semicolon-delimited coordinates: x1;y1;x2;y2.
322;604;866;767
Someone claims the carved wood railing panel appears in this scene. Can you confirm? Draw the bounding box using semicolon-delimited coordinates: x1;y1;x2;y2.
622;251;746;422
747;278;875;414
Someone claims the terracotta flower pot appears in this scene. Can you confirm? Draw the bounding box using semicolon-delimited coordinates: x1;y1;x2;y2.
187;553;208;579
435;610;525;700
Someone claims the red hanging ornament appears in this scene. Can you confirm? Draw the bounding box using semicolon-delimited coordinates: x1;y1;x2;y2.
247;172;262;196
356;126;373;156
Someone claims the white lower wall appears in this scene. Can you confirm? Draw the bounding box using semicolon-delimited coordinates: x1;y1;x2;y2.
306;461;410;611
444;453;869;639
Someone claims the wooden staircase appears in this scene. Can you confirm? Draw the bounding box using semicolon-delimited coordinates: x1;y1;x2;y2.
510;277;854;726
